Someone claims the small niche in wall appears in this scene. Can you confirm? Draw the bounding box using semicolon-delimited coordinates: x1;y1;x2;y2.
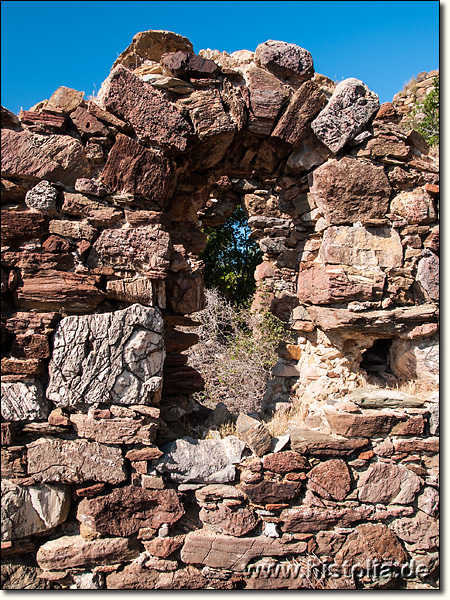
360;338;394;374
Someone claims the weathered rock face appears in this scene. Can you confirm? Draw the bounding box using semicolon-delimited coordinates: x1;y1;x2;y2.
1;29;439;590
154;437;246;483
27;439;127;484
309;157;391;224
1;480;70;541
77;487;184;536
46;304;164;408
311;78;379;152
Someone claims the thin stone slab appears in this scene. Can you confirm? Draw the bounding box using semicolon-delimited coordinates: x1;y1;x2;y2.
289;427;369;457
46;304;164;408
348;388;425;409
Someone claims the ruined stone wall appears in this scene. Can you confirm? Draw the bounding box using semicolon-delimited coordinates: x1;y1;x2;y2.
1;31;439;589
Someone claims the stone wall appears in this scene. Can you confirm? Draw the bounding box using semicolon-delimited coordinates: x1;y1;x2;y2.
392;69;439;118
1;30;439;589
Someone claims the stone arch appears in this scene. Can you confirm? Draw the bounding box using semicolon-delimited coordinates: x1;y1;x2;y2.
1;30;440;590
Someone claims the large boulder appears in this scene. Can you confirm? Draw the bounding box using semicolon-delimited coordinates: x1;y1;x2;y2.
46;304;164;408
255;40;314;82
309;157;391;225
96;66;191;151
311;78;379;153
113;30;193;69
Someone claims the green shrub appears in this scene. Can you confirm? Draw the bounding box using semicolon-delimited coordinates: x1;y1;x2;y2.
407;77;439;146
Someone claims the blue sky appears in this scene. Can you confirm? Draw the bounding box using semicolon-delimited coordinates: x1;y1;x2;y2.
1;1;440;114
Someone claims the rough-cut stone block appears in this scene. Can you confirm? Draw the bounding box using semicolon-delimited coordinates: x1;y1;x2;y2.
36;535;139;570
358;462;422;504
309;157;391;225
307;303;438;335
106;277;154;305
70;106;109;137
154;436;246;483
1;210;49;243
195;484;244;505
113;30;193;69
160;51;219;79
416;254;439;301
20;110;67;132
25;181;58;213
70;414;158;444
1;379;49;421
335;523;407;566
236;413;272;457
389;336;439;384
263;451;309;473
178;90;234;141
77;487;183;537
290;427;369;457
46;304;164;408
307;459;351;501
142;535;184;558
14;272;104;312
245;64;290;135
88;225;170;274
239;479;301;505
46;86;84;113
1;129;90;185
101;134;171;205
199;504;258;537
348;388;425;409
390;188;436;224
319;224;403;268
297;265;385;304
27;438;127;484
61;192;122;227
324;408;395;438
311;78;379;153
271;80;324;144
98;65;191;150
281;505;372;533
390;512;439;551
255;40;314;82
49;219;97;241
1;480;70;542
181;532;307;571
286;132;329;174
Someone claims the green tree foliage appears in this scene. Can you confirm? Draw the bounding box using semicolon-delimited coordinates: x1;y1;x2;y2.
200;206;263;305
410;77;439;146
